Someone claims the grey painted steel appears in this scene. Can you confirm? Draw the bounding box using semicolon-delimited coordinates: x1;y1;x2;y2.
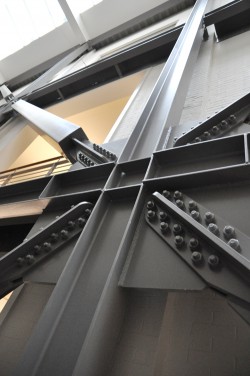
205;0;250;26
18;45;88;98
119;0;209;162
12;99;86;158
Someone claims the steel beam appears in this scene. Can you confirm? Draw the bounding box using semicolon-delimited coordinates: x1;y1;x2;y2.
119;0;209;162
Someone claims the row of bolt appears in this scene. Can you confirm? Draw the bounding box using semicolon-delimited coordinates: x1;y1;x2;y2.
193;114;237;144
93;144;116;160
160;191;241;252
16;214;90;268
147;202;220;269
78;153;95;166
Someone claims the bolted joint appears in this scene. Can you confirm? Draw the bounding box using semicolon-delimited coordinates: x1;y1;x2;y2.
191;251;203;264
205;212;215;224
223;225;235;239
189;238;200;251
228;238;240;252
160;222;169;233
208;254;220;268
175;235;184;248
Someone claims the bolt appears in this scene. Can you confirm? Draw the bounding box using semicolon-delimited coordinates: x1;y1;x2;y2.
173;191;182;200
26;254;35;265
228;238;240;252
176;199;185;209
191;251;203;264
175;235;184;248
191;210;200;221
61;229;69;240
17;257;25;267
229;114;236;123
212;125;219;134
160;222;169;233
90;162;95;166
159;211;169;221
204;212;215;224
189;238;200;250
223;226;235;239
194;137;202;143
147;201;155;210
34;245;42;255
78;217;86;227
162;190;171;199
208;254;220;268
93;143;96;150
208;223;219;235
147;210;156;221
43;242;52;252
221;120;228;129
67;221;76;231
50;233;59;243
203;131;211;139
173;224;183;235
85;208;92;217
188;200;197;211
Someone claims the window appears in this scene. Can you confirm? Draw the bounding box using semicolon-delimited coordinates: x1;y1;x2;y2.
0;0;66;60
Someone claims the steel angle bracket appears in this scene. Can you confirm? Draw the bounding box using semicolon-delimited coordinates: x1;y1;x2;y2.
0;201;93;298
174;92;250;146
145;191;250;305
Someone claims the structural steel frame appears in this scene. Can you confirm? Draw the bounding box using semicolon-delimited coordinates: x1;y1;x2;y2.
0;1;249;375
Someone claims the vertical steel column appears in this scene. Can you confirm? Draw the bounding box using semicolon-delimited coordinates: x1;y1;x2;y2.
119;0;209;162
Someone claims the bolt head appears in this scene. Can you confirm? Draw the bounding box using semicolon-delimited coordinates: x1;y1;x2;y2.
162;190;171;199
147;201;155;210
194;137;202;143
78;217;86;227
160;222;169;233
174;191;182;200
67;221;76;231
208;254;219;268
191;210;200;221
147;210;156;221
61;229;69;240
50;233;59;243
191;251;203;264
34;245;42;255
189;238;200;250
221;120;228;129
43;242;52;252
229;114;236;123
223;226;235;239
205;212;215;224
85;208;92;217
228;238;240;251
203;131;211;139
208;223;219;235
26;254;35;265
175;235;184;247
176;199;185;209
212;126;219;134
173;224;183;235
159;211;168;221
188;200;197;211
